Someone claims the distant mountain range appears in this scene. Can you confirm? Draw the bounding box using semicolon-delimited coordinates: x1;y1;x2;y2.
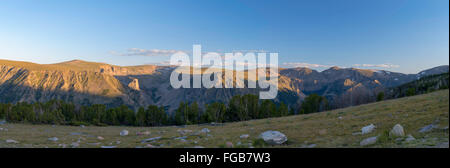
0;59;448;113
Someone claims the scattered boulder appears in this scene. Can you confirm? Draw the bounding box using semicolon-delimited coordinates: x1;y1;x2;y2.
405;134;416;142
145;144;159;148
120;130;129;136
174;136;187;142
97;136;105;140
6;139;19;144
48;137;59;142
71;142;80;148
302;144;317;148
141;137;161;143
240;134;250;139
177;129;193;135
259;131;288;145
390;124;405;137
87;142;101;146
0;127;7;131
80;125;85;128
201;128;210;133
360;136;377;146
418;124;437;133
361;124;376;135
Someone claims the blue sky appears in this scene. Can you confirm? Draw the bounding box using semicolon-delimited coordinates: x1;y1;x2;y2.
0;0;448;73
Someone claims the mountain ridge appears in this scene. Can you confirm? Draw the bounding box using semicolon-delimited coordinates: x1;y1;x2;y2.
0;59;448;112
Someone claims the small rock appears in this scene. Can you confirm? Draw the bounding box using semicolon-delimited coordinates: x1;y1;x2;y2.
58;144;67;148
390;124;405;137
80;125;85;128
201;128;210;133
120;130;129;136
177;129;193;135
360;136;377;146
304;144;317;148
436;142;449;148
352;132;362;136
71;142;80;148
418;124;437;133
226;142;234;148
145;144;158;148
240;134;250;139
338;116;343;120
97;136;104;140
259;131;288;145
87;142;101;146
141;137;161;143
174;136;187;142
405;134;416;142
6;139;19;144
361;124;376;135
101;146;116;148
48;137;59;142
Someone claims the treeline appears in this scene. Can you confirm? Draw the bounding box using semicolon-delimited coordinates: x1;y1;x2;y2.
0;94;329;126
388;72;449;99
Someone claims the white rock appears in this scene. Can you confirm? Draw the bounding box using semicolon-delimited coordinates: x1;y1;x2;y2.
141;137;161;143
240;134;250;139
361;124;376;135
405;134;416;142
97;136;104;140
201;128;210;133
6;139;19;144
120;130;129;136
101;146;116;148
177;129;193;135
360;136;377;146
390;124;405;137
259;131;288;145
71;142;80;148
48;137;59;142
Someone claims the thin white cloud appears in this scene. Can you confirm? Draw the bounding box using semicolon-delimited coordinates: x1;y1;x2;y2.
353;63;399;68
283;62;331;68
110;48;187;57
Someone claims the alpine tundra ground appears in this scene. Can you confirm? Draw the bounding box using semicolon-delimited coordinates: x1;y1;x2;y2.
0;90;448;148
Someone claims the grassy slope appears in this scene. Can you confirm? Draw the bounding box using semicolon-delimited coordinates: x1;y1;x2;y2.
1;90;448;148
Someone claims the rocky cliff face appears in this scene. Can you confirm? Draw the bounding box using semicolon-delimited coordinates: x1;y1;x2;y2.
0;59;448;112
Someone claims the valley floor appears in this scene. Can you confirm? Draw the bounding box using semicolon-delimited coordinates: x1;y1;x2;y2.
0;90;449;148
